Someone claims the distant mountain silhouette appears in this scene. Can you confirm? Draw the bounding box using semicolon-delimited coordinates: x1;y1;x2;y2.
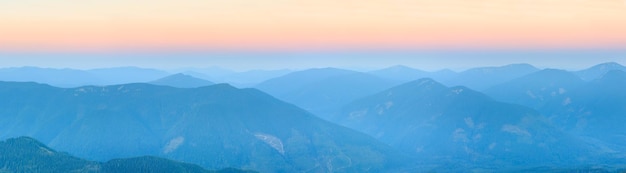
442;64;540;90
369;65;457;83
0;137;253;173
333;78;597;168
574;62;626;81
215;69;293;87
150;73;215;88
87;67;171;84
177;68;292;87
484;69;585;109
368;65;430;81
0;82;406;172
256;68;398;118
0;66;170;87
0;66;99;87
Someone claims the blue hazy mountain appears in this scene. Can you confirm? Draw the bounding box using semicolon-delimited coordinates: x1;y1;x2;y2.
256;68;398;117
541;70;626;149
574;62;626;81
0;82;406;172
150;73;215;88
174;67;237;79
368;65;457;83
484;69;585;109
215;69;293;87
0;66;100;87
442;63;540;90
332;78;598;169
0;137;254;173
368;65;430;81
178;68;292;87
0;66;171;87
87;67;171;85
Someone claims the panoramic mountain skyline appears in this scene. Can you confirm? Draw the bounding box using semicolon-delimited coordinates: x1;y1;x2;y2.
1;52;626;72
2;0;626;172
2;62;626;172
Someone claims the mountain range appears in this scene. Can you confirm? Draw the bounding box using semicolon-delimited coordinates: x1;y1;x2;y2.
256;68;399;118
481;67;626;153
0;82;407;172
2;62;626;172
484;69;586;109
541;70;626;147
331;78;601;170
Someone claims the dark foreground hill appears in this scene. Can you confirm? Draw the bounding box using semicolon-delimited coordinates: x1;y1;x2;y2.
0;137;255;173
0;82;407;172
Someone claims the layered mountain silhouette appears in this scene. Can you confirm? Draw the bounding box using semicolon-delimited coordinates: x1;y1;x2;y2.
173;68;292;87
485;69;585;109
442;63;539;90
150;73;215;88
256;68;398;118
0;82;406;172
0;67;98;87
213;69;293;87
485;67;626;158
3;62;626;172
87;67;171;85
332;78;597;169
368;65;457;83
575;62;626;81
0;137;254;173
0;66;170;87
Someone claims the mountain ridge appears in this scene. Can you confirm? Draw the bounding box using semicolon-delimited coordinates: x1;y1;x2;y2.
333;78;599;169
150;73;215;88
0;81;408;172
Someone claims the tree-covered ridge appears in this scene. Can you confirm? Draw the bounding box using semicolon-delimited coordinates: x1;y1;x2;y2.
0;82;405;172
0;137;256;173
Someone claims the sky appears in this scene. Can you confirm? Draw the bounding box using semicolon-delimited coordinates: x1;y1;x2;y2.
1;0;625;70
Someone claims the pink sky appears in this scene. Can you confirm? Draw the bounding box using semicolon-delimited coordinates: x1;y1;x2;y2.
1;0;626;52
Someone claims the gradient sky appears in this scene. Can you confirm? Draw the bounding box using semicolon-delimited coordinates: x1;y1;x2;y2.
1;0;625;70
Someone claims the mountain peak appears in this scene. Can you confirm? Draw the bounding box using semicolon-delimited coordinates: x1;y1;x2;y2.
381;65;421;72
503;63;537;69
302;67;357;74
593;62;624;69
533;68;579;77
412;78;440;86
2;136;55;153
390;78;448;93
586;62;626;72
206;83;238;90
576;62;626;81
368;65;432;82
150;73;214;88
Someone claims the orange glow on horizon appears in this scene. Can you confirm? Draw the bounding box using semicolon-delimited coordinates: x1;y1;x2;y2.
1;0;625;52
